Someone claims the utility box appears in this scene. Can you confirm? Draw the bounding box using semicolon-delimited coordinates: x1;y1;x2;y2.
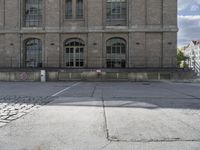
40;70;46;82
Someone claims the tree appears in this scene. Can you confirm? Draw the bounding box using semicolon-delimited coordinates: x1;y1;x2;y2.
177;49;188;68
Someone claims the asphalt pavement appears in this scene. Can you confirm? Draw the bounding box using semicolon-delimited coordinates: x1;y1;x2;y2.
0;81;200;150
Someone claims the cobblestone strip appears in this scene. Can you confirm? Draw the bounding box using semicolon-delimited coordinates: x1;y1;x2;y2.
0;96;52;127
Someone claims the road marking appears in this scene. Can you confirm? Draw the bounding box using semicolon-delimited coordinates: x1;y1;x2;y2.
51;82;80;97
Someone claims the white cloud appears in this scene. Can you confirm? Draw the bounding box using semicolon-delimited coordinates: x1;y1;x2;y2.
190;5;199;11
177;0;200;47
178;15;200;47
178;0;200;11
178;0;190;11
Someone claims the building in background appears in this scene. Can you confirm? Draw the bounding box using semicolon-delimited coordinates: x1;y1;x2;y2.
184;40;200;75
0;0;178;68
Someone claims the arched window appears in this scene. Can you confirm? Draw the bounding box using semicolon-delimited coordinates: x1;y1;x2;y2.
24;38;42;67
106;38;126;68
64;38;85;68
24;0;42;27
106;0;127;26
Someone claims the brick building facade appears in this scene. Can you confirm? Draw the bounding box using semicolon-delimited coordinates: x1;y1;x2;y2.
0;0;178;68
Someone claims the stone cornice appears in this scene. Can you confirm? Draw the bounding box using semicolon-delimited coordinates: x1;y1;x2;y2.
0;26;178;34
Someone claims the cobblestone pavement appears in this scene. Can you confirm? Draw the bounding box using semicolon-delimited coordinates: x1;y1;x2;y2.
0;96;52;127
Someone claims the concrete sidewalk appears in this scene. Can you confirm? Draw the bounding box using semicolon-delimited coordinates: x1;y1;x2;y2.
0;96;200;150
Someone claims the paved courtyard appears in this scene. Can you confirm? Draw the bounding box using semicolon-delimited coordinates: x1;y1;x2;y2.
0;81;200;150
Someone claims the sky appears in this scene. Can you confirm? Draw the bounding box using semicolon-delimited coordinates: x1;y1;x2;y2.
178;0;200;48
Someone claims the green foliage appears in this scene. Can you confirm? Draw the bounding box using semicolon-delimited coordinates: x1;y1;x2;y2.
177;49;188;68
177;50;185;61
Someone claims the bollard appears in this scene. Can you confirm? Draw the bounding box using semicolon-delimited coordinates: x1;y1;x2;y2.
40;70;46;82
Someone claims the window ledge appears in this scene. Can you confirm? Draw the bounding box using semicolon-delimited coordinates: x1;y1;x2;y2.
21;27;43;30
105;26;128;29
64;19;85;21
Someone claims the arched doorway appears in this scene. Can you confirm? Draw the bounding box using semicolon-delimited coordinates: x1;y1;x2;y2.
64;38;85;68
24;38;42;67
106;37;126;68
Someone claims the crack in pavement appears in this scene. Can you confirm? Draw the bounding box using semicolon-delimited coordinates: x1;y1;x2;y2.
91;83;97;97
102;95;110;141
107;138;200;143
101;87;200;143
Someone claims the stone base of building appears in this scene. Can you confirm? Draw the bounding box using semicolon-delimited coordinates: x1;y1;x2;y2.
0;68;196;82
